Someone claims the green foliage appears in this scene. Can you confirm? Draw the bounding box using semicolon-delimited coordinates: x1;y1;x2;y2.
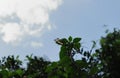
0;55;23;78
25;55;50;78
0;55;50;78
0;29;120;78
99;29;120;78
48;36;100;78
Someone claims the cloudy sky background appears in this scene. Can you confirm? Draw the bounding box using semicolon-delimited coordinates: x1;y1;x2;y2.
0;0;120;61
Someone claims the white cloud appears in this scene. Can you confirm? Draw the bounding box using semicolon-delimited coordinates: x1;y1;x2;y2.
0;0;62;44
0;23;23;43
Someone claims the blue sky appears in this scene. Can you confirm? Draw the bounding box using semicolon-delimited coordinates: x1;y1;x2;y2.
0;0;120;61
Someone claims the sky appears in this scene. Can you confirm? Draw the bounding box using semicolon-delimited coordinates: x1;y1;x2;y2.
0;0;120;61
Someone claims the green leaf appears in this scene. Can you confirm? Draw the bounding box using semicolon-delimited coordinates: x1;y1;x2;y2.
73;43;81;50
73;38;81;43
68;36;72;42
